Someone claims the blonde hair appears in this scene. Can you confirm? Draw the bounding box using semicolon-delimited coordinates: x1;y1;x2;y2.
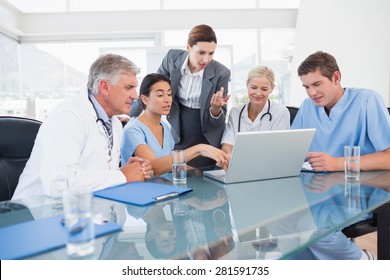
246;66;275;88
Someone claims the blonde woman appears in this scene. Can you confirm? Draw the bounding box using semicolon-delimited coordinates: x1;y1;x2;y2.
221;66;290;154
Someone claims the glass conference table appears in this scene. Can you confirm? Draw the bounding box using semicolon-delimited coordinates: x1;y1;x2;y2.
1;168;390;260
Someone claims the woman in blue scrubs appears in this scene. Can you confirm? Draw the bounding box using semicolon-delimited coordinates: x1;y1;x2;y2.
121;73;229;176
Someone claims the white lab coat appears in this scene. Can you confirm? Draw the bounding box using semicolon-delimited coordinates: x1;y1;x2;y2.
221;100;290;146
12;94;126;200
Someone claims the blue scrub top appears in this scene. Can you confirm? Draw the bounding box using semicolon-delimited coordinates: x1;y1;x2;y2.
291;87;390;156
121;118;175;166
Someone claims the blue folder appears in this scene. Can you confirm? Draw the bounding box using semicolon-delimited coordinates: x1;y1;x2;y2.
93;182;193;206
0;214;122;260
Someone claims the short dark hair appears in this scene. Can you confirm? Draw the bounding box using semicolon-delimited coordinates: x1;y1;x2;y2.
187;24;217;47
297;51;340;81
139;73;171;110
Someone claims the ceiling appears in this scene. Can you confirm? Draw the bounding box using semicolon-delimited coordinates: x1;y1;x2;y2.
0;0;299;41
5;0;301;13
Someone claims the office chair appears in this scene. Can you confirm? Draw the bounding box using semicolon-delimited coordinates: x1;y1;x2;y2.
342;217;377;239
286;106;299;125
0;116;41;201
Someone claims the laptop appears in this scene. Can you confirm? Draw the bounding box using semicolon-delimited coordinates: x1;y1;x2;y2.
203;128;315;184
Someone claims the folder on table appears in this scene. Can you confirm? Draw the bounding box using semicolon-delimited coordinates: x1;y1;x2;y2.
93;182;193;206
0;214;122;260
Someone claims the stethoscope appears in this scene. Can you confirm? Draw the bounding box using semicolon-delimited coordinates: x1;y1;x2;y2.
238;99;272;132
88;94;113;159
88;94;110;131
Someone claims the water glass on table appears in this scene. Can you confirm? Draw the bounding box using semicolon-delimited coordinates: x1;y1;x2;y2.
344;146;360;180
49;166;70;212
62;190;95;258
172;150;187;184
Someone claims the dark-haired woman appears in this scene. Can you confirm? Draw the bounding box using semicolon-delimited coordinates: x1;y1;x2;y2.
121;73;229;176
130;24;231;167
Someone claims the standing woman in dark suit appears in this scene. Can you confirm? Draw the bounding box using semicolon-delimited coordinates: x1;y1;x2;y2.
131;24;231;167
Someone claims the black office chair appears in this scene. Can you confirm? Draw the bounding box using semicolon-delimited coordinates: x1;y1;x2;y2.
342;217;377;238
286;106;299;125
0;116;41;201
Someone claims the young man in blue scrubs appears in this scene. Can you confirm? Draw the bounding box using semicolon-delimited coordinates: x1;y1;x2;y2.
291;51;390;260
292;51;390;172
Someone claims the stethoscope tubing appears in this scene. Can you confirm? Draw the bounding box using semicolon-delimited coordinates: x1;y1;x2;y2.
238;99;272;132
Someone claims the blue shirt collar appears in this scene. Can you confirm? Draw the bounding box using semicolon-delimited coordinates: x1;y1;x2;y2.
89;93;110;123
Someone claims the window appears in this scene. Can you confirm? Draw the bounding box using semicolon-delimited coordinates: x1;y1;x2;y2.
1;27;295;120
0;36;156;120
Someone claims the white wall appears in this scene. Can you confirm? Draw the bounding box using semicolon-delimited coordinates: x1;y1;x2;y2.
290;0;390;106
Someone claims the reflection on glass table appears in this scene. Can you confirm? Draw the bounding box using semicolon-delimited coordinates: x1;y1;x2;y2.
1;169;389;260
